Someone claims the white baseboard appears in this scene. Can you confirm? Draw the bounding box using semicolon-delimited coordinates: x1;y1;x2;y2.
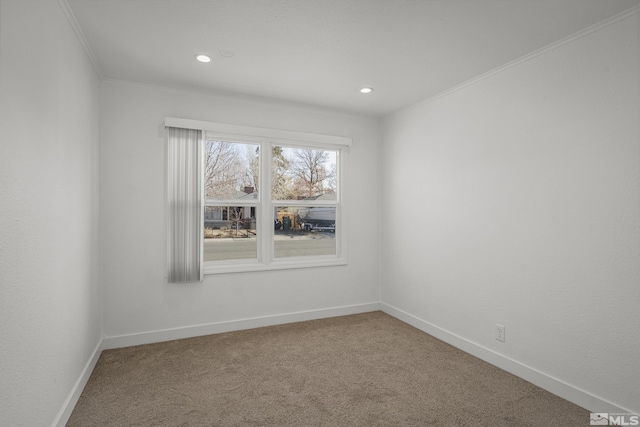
59;302;628;425
102;302;381;350
381;303;634;415
52;339;104;427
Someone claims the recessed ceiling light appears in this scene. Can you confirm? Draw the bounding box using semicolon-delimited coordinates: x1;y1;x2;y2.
360;87;373;94
219;49;235;58
195;54;211;63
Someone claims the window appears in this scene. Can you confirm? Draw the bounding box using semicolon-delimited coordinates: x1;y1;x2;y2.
203;139;259;263
166;118;350;278
272;146;338;259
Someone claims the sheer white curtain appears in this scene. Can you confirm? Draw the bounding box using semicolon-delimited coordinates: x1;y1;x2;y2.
166;127;203;283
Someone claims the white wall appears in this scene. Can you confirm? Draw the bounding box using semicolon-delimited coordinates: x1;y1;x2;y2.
0;1;102;425
100;81;380;342
381;13;640;413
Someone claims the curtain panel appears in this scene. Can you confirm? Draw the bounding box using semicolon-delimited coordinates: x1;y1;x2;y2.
166;127;203;283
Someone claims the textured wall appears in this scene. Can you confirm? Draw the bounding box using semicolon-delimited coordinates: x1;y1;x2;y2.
381;13;640;413
0;0;102;425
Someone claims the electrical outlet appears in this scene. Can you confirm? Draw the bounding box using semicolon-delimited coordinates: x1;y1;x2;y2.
495;324;506;342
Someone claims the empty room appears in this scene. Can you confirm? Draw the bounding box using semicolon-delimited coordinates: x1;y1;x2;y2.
1;0;639;426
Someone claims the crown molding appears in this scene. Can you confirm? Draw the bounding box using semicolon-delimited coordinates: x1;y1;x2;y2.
57;0;104;80
387;4;640;119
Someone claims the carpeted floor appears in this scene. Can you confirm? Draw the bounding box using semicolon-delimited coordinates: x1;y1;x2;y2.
67;311;590;426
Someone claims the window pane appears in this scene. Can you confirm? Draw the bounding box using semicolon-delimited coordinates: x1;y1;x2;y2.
205;140;259;200
204;207;257;261
274;206;336;258
272;146;337;200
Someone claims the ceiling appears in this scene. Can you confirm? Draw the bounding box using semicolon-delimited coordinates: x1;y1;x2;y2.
67;0;640;117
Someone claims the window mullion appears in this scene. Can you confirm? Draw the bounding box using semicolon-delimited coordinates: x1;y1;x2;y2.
260;141;273;264
199;129;205;281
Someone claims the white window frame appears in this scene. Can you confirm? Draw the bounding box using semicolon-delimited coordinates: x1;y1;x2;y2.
165;117;351;275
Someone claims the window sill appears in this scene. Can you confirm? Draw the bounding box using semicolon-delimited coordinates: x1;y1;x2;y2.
203;257;347;275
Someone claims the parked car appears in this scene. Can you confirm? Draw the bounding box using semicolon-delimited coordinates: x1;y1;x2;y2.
301;223;335;233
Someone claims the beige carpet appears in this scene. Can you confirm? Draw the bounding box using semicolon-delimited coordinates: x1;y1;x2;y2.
67;312;589;426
